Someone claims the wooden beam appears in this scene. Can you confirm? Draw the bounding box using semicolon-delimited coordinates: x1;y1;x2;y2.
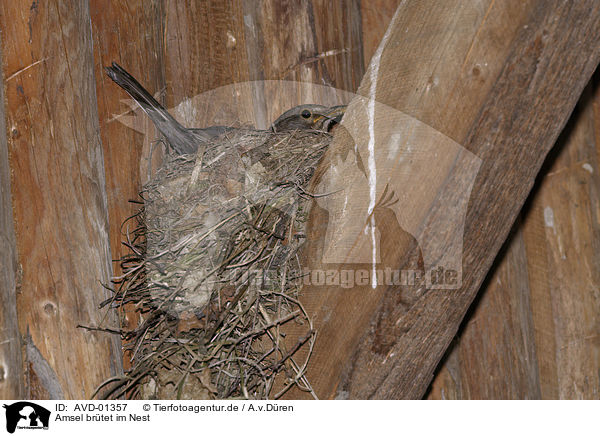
300;0;600;399
0;36;24;400
0;0;122;399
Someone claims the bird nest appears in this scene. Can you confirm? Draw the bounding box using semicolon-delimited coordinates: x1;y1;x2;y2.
97;128;331;399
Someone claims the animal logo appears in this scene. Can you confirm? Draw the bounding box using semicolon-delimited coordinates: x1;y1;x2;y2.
2;402;50;433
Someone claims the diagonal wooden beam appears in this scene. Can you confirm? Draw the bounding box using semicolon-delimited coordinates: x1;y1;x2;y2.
300;0;600;399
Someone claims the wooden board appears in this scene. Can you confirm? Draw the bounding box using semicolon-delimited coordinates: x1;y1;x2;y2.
0;38;24;400
298;0;600;399
0;0;122;399
162;0;363;129
89;0;167;363
523;82;600;399
90;0;364;398
361;0;400;65
427;222;541;399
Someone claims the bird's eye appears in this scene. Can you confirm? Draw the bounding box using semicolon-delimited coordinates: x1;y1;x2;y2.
301;109;311;119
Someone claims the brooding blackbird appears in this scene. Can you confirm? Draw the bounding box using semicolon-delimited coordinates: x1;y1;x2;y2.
105;62;345;155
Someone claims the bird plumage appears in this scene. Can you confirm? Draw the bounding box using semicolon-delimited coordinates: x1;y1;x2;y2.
270;104;346;133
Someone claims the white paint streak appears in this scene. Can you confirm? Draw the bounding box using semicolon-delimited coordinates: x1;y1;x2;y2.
583;163;593;173
367;60;379;287
365;5;400;288
544;206;567;259
243;15;255;35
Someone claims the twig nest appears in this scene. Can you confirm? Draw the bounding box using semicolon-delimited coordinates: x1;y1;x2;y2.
144;129;328;316
103;128;333;399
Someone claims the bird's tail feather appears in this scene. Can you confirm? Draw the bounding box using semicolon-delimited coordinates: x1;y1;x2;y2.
105;62;207;154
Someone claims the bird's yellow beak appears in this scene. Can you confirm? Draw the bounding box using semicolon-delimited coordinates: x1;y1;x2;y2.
313;105;346;131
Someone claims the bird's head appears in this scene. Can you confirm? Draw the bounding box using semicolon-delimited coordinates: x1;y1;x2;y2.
271;104;346;133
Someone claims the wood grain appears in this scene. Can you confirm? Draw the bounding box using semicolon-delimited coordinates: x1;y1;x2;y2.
364;0;543;400
89;0;166;355
523;82;600;399
311;0;364;93
427;223;541;399
361;0;400;65
428;75;600;400
298;0;600;399
163;0;363;129
0;37;24;400
0;0;122;399
164;0;250;125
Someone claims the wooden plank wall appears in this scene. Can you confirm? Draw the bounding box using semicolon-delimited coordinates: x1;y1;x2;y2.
89;0;167;362
0;38;24;400
0;1;122;398
1;0;598;399
428;77;600;400
162;0;363;128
